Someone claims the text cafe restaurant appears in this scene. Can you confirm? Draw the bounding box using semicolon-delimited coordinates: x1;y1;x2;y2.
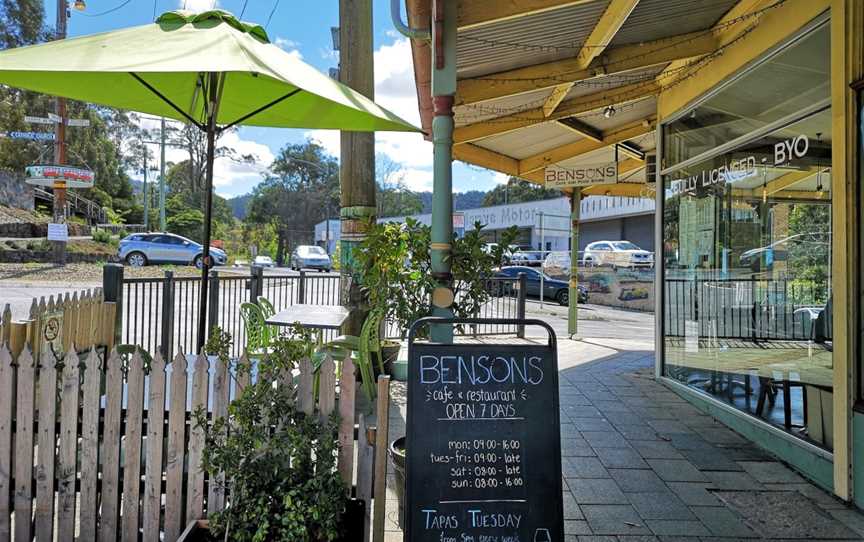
653;2;864;505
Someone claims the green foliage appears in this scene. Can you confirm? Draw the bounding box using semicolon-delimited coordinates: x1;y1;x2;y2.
482;177;562;207
787;203;830;288
92;229;112;244
197;327;347;541
246;141;338;264
353;219;517;338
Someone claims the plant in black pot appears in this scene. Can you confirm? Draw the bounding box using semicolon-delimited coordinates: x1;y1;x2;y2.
194;328;354;542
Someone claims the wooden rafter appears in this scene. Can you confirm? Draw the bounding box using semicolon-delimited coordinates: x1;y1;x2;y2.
575;0;640;69
542;83;574;117
457;0;596;30
452;143;546;184
765;168;821;195
454;80;658;144
457;29;715;105
519;117;656;174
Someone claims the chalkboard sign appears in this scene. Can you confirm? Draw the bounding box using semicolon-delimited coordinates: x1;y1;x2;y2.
406;318;563;542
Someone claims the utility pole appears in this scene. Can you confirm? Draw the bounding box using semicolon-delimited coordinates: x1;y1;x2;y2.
142;152;149;230
52;0;68;265
159;117;167;231
338;0;375;336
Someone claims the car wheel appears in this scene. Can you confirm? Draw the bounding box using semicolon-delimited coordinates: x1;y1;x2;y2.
193;255;204;269
556;290;569;306
318;268;325;273
126;252;147;267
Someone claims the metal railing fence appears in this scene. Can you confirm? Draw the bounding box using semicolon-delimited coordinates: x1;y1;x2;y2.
115;268;528;357
664;277;829;342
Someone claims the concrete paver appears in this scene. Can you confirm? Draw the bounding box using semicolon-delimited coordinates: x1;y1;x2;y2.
382;336;864;539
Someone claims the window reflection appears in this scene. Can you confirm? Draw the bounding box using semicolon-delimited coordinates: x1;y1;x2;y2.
663;108;834;450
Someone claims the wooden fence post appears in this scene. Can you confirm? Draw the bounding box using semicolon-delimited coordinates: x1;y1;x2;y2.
0;345;13;541
372;375;391;542
103;263;124;346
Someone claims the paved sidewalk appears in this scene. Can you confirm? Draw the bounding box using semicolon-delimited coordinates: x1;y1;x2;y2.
383;337;864;541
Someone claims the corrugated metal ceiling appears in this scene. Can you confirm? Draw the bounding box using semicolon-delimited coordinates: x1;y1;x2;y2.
611;0;739;46
457;0;610;79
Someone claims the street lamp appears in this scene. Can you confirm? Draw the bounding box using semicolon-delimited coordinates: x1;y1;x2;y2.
73;0;86;10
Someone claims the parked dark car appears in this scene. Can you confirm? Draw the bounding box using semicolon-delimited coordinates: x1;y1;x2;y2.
508;250;544;267
493;266;586;306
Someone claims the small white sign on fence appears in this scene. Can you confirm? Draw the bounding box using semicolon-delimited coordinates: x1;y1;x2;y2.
47;223;69;241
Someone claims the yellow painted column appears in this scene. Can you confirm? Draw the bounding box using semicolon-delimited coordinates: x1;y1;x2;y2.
830;0;863;502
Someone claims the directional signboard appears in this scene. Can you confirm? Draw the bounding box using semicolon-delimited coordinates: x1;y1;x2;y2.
544;162;618;189
66;118;90;127
25;165;95;189
0;131;56;141
24;116;54;125
406;317;564;542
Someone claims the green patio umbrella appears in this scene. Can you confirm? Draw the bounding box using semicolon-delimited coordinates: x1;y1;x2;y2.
0;9;418;350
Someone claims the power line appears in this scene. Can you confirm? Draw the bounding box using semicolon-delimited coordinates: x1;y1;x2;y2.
265;0;280;30
77;0;134;17
152;0;158;20
239;0;249;19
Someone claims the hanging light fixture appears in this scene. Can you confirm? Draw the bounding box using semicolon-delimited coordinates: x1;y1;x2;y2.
73;0;86;10
603;105;616;119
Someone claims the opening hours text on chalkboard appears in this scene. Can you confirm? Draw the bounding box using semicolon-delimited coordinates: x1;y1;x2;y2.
406;318;564;542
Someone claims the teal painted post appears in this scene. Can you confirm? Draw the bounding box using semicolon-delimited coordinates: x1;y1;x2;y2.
429;0;457;343
430;95;455;343
568;190;581;337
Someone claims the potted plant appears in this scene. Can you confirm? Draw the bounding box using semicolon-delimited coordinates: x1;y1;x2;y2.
193;328;358;542
353;218;517;342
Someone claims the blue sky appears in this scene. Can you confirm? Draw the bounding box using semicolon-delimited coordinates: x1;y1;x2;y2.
45;0;504;198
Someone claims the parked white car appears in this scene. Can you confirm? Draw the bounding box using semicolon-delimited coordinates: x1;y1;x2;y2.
583;240;654;269
254;255;275;268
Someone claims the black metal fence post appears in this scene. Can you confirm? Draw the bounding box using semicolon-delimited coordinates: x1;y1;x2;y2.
517;272;527;338
298;270;306;304
208;270;220;339
102;263;124;347
250;265;264;302
160;270;174;360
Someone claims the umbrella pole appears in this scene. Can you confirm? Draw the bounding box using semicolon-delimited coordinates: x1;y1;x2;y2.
197;76;219;352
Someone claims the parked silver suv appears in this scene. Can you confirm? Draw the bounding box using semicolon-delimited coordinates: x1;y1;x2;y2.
118;232;227;268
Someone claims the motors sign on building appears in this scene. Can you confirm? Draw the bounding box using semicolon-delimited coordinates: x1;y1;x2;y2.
544;162;618;188
25;165;95;189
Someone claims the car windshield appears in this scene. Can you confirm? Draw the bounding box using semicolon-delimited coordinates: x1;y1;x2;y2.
612;241;641;251
299;246;326;256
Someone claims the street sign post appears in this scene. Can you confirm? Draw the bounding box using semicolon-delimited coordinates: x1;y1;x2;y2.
0;131;56;141
24;116;54;125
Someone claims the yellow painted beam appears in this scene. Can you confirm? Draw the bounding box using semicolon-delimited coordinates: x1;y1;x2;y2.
581;182;653;198
457;0;596;30
658;0;831;119
452;143;546;184
730;189;831;201
575;0;640;69
519;118;655;174
765;168;821;195
457;30;715;105
542;83;575;117
455;80;659;144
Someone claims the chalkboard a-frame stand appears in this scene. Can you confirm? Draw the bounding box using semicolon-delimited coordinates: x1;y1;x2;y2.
406;318;564;542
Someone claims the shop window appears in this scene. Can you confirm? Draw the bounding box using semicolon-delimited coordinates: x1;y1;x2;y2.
661;22;834;450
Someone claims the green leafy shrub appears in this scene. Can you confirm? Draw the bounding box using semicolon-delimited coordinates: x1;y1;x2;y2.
92;229;112;244
196;328;348;541
353;218;517;338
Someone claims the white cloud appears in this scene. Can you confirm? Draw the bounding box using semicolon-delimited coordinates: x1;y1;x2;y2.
304;37;432;172
392;168;433;192
274;37;301;53
491;172;509;185
181;0;217;12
